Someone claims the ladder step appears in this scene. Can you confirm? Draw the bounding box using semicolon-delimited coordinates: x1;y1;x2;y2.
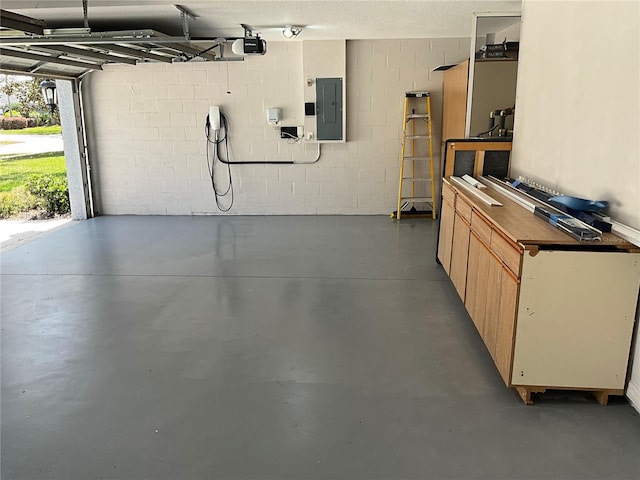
405;135;431;139
403;156;430;161
402;177;431;182
401;196;433;202
406;114;430;119
405;91;430;98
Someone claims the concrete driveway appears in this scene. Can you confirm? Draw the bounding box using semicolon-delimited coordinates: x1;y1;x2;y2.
0;133;64;156
1;217;73;251
0;132;68;249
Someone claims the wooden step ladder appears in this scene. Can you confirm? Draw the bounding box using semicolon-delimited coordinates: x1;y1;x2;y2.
392;92;437;220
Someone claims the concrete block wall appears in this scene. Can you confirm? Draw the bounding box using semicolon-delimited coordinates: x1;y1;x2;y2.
84;38;470;215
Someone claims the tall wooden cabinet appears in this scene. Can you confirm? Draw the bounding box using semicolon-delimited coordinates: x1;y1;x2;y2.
442;60;469;141
441;58;519;140
437;179;640;404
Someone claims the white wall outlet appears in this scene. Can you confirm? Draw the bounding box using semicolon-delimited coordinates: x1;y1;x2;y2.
267;108;281;125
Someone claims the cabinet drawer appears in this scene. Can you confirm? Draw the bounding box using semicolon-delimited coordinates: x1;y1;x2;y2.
471;210;492;245
491;230;522;277
456;197;472;223
442;182;456;207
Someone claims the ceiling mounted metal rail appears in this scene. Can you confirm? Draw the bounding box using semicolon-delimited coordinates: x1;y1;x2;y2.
175;4;197;40
0;8;246;78
0;65;78;80
42;45;138;65
0;34;241;46
0;47;103;70
0;10;45;35
0;32;185;46
101;44;174;63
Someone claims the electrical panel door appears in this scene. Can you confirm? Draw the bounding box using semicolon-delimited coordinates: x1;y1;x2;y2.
316;77;343;141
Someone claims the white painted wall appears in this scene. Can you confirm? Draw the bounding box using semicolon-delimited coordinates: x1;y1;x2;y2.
303;40;346;142
83;38;469;215
512;0;640;409
494;21;521;42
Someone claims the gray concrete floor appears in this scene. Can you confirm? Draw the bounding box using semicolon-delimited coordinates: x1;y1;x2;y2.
1;215;639;480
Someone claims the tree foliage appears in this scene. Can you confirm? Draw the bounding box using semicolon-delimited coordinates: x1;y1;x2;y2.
1;75;53;122
16;79;47;115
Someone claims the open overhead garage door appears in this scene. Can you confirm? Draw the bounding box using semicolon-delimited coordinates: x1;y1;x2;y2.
0;7;228;80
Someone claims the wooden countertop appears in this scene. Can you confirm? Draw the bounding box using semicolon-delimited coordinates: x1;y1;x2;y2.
444;177;638;251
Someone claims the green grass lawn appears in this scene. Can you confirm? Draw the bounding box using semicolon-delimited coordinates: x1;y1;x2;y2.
0;152;66;192
0;125;62;135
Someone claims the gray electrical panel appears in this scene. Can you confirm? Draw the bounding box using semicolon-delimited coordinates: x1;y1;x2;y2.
316;77;343;141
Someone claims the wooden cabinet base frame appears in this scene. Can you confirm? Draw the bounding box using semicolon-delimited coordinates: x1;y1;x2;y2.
514;386;625;406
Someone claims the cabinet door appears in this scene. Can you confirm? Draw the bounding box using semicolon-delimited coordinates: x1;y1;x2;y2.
465;233;481;326
482;251;503;356
512;251;640;389
449;213;470;301
467;236;519;386
465;232;490;335
494;268;518;386
437;199;455;274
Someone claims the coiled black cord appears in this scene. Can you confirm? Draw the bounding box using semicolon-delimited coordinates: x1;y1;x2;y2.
205;111;323;210
205;113;234;211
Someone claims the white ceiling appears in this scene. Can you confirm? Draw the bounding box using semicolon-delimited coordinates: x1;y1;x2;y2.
2;1;522;41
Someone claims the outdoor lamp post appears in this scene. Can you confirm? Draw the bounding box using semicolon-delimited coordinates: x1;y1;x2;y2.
39;79;57;125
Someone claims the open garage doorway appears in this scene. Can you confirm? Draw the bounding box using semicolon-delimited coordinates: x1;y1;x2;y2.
0;74;68;220
0;74;93;248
